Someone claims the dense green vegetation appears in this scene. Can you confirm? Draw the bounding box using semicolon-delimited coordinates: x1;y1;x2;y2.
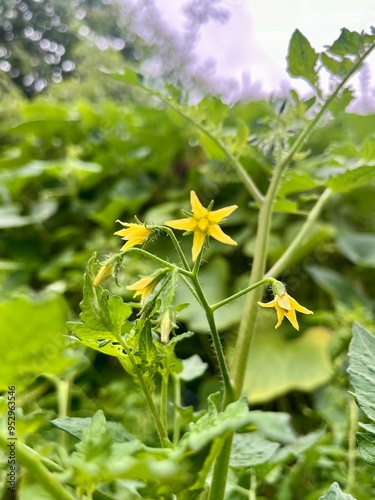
0;19;375;500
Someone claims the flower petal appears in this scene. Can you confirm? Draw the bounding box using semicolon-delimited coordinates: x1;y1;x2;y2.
190;191;208;219
277;294;293;311
208;223;237;246
274;304;285;329
208;205;238;223
284;308;300;330
165;217;198;231
288;296;313;315
257;299;278;308
192;230;206;261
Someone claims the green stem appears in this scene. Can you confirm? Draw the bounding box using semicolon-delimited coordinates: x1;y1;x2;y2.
208;433;233;500
118;248;191;278
265;188;333;278
151;225;191;272
0;434;74;500
172;374;182;445
160;369;169;431
211;278;276;311
189;274;234;407
113;332;170;447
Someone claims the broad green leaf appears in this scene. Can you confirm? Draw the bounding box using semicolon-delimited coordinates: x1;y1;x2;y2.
243;325;332;404
242;411;296;444
356;432;375;466
137;320;159;366
337;230;375;267
229;433;279;468
278;172;319;196
272;197;298;214
360;136;375;161
0;294;75;391
329;87;354;115
52;414;137;443
287;30;319;89
179;355;208;382
271;430;324;463
348;323;375;422
318;482;355;500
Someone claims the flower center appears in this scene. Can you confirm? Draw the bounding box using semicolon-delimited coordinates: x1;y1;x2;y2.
198;217;209;233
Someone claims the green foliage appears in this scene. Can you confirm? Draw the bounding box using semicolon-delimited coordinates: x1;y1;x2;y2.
348;323;375;467
287;29;319;90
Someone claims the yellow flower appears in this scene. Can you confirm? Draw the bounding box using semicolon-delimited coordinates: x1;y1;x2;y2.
258;293;313;331
165;191;238;261
127;275;159;303
114;221;151;250
92;264;113;287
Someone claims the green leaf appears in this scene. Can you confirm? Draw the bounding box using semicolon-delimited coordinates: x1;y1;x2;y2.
321;53;352;77
348;323;375;422
137;320;159;366
329;28;365;56
307;265;371;307
329;87;354;115
0;294;75;391
242;411;296;444
52;415;137;443
243;325;333;404
337;230;375;267
182;396;256;452
287;30;319;89
179;355;208;382
229;433;279;468
356;432;375;466
359;136;375;161
318;482;356;499
67;254;132;356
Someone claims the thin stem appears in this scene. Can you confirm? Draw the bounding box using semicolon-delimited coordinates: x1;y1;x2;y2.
151;225;191;272
156;97;264;204
189;274;234;406
172;374;182;445
211;278;276;311
160;369;169;431
192;248;204;277
179;274;204;306
266;188;333;278
118;248;191;277
113;332;170;446
0;434;74;500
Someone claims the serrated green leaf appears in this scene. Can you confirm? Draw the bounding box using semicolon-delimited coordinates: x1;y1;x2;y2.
318;481;355;500
329;29;364;56
229;433;279;468
360;136;375;161
287;30;319;89
321;53;353;77
183;396;255;452
356;432;375;465
137;321;159;365
329;88;354;115
348;323;375;422
278;172;318;196
273;197;298;213
67;254;132;356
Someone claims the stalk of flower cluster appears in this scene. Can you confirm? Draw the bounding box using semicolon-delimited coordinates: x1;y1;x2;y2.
210;42;375;500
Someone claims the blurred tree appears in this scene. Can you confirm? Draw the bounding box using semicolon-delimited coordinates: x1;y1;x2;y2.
0;0;134;97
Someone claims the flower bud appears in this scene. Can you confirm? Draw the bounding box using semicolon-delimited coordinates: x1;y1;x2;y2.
92;264;113;287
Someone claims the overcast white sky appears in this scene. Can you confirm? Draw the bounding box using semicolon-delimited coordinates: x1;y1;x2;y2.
153;0;375;94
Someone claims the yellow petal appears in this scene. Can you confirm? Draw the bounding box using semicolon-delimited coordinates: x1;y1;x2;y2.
165;217;198;231
192;230;206;261
288;296;313;315
284;308;300;330
277;294;293;311
208;205;238;223
274;304;285;329
127;276;154;291
190;191;208;219
208;224;237;246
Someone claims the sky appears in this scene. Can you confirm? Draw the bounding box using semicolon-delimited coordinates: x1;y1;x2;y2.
152;0;375;95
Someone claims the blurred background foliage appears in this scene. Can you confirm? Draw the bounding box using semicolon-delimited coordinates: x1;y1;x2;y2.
1;2;375;499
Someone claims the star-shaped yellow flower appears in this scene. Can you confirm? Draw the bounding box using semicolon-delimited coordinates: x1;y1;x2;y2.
114;221;151;251
127;275;159;302
165;191;238;261
258;293;313;331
